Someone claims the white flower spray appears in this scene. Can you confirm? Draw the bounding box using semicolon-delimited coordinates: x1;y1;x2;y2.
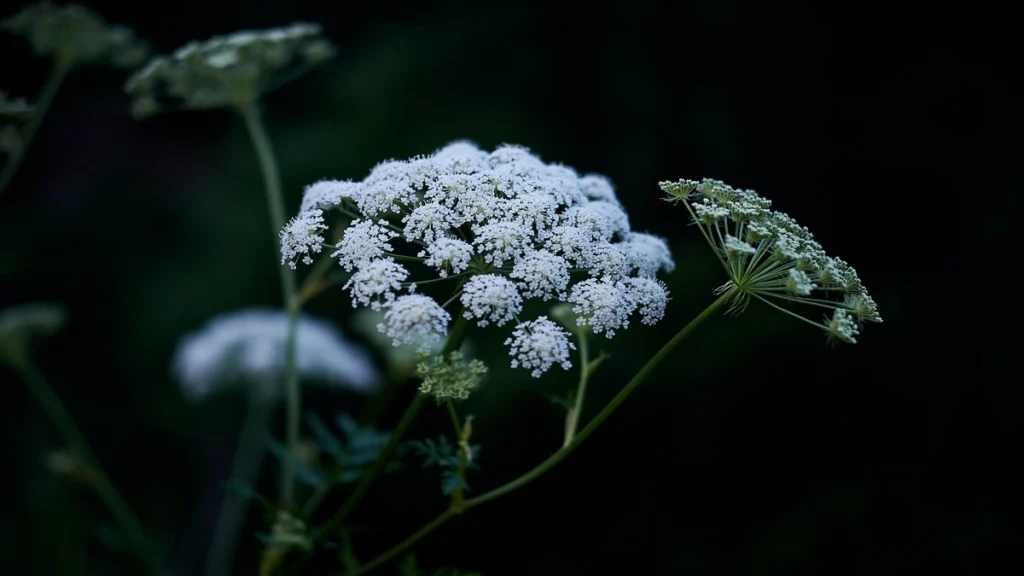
283;141;675;381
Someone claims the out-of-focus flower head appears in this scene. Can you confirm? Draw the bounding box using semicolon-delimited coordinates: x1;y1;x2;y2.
0;91;33;156
171;308;379;400
2;2;149;68
0;302;66;365
124;23;335;118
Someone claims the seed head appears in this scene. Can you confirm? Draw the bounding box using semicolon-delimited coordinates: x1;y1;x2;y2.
660;177;882;343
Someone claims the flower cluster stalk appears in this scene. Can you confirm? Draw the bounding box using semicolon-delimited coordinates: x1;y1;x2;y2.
0;60;69;198
341;288;736;575
14;359;168;575
313;312;470;543
238;101;302;506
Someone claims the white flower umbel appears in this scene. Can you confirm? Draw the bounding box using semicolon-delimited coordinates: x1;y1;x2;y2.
378;294;451;351
280;209;327;268
505;317;576;378
510;249;571;300
331;219;399;271
343;258;408;310
283;141;676;377
568;279;633;337
124;23;334;117
171;308;379;400
660;178;882;343
418;237;472;277
460;274;522;327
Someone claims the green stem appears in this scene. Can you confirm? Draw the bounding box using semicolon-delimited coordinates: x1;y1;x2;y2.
14;360;167;575
203;394;275;576
341;510;455;576
313;313;470;542
445;400;462;437
239;100;301;506
0;60;70;199
563;333;590;446
445;399;465;507
341;289;736;576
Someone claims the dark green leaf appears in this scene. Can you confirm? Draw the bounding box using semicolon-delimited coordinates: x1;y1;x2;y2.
223;479;273;510
266;438;325;487
306;412;344;460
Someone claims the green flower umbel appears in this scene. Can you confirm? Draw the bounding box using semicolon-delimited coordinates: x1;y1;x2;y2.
661;178;882;343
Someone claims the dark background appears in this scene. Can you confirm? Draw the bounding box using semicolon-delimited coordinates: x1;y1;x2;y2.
1;1;1012;574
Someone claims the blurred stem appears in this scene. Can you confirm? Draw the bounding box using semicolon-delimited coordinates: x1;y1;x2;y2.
13;359;167;575
563;333;590;447
239;100;302;506
341;289;736;576
445;400;462;437
202;394;274;576
313;313;470;542
298;251;340;305
0;60;70;199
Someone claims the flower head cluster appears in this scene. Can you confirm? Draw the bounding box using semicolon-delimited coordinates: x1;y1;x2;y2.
2;2;148;68
171;308;379;400
1;91;33;156
661;178;882;343
416;351;488;402
0;302;66;364
124;23;335;118
352;307;445;373
282;141;675;378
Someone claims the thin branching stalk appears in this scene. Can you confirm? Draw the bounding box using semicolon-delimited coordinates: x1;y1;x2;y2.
563;332;590;446
14;360;168;575
0;60;71;198
238;100;302;506
341;288;736;575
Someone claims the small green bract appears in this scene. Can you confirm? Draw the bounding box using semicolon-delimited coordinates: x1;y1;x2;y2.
416;351;487;402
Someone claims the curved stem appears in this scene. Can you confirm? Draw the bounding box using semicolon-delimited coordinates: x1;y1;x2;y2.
563;333;590;446
239;100;302;506
203;394;275;576
313;313;470;542
342;289;736;575
342;510;455;576
0;61;70;199
14;360;168;575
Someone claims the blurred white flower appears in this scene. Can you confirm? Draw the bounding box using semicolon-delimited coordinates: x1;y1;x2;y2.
171;308;378;400
124;22;334;116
